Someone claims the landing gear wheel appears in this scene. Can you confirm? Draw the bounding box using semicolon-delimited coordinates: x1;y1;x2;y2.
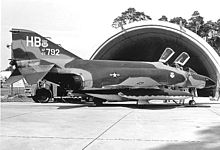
189;100;196;106
33;88;52;103
93;98;103;106
32;96;39;103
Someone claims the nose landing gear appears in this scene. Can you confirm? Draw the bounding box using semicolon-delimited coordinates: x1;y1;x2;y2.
188;88;197;106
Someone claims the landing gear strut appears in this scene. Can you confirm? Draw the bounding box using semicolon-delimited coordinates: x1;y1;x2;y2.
188;88;197;106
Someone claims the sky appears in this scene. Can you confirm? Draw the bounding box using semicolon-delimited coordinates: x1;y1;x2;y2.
1;0;220;70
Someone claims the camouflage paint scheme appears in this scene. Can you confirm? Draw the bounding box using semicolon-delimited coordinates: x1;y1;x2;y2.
6;29;216;102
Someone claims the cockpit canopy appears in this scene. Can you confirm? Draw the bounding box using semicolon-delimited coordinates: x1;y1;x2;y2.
159;47;175;63
159;48;190;67
174;52;190;66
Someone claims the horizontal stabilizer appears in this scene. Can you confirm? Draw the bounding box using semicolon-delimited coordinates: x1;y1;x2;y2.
5;64;55;85
4;68;22;85
18;64;55;84
4;75;23;85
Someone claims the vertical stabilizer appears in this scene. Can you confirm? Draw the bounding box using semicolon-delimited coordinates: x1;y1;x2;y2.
10;28;81;60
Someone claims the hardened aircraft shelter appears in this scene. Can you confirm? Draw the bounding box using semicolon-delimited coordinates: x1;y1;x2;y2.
91;21;220;97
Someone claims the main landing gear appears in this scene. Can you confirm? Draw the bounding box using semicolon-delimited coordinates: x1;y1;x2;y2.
92;97;105;106
189;99;196;106
32;88;52;103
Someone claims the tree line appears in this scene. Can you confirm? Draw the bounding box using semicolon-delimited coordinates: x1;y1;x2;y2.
112;8;220;56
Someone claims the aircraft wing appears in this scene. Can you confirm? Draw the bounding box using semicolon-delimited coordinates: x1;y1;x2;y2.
82;87;191;101
81;77;191;101
118;88;192;100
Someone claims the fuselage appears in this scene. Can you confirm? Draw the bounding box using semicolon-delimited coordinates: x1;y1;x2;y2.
16;58;215;90
59;59;187;89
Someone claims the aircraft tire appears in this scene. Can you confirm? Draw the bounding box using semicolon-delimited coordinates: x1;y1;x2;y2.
93;98;103;106
189;100;196;106
34;88;52;103
32;96;40;103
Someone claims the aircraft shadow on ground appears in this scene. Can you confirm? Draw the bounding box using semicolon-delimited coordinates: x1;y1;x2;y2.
57;103;90;109
148;124;220;150
51;100;212;110
101;103;179;110
57;103;182;110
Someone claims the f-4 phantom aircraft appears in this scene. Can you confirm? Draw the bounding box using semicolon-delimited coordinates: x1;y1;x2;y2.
6;29;216;105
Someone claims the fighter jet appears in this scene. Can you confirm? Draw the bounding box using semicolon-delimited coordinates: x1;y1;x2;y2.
6;29;216;105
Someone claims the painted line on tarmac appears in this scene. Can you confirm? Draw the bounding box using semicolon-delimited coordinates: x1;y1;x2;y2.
0;135;93;140
3;135;202;143
82;110;133;150
208;109;220;117
98;138;204;143
1;135;213;144
1;109;58;120
1;112;33;120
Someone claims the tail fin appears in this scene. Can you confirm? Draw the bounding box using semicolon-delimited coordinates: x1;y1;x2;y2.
10;28;81;60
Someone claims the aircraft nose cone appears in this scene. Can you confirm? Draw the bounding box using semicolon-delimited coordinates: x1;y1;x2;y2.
205;78;216;88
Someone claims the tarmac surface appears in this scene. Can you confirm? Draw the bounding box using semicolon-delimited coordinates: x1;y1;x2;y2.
1;98;220;150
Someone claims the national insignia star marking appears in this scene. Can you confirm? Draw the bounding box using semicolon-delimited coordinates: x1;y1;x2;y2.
110;72;120;78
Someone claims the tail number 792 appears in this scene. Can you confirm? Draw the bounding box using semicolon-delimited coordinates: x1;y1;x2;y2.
41;48;60;56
